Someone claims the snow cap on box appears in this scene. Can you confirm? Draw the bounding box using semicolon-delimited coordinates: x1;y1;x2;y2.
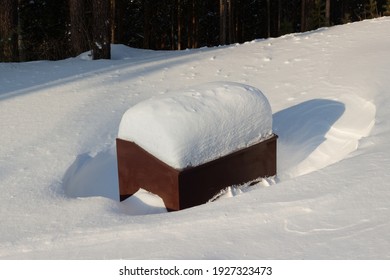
118;81;273;169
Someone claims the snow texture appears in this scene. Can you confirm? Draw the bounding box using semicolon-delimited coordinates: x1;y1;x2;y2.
0;17;390;259
118;82;273;168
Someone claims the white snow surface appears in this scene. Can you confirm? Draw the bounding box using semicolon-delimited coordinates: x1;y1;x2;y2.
1;18;390;259
118;82;273;168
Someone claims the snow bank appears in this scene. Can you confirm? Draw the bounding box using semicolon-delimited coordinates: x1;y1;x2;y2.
118;82;273;169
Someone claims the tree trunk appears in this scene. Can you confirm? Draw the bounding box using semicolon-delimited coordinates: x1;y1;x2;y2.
277;0;281;36
92;0;111;59
189;0;198;48
177;0;182;50
267;0;271;37
325;0;331;26
301;0;306;32
0;0;19;61
17;0;25;61
143;0;151;49
69;0;91;56
111;0;116;43
228;0;233;43
220;0;227;45
171;4;175;50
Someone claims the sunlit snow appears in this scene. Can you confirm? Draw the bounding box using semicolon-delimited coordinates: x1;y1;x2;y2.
1;18;389;259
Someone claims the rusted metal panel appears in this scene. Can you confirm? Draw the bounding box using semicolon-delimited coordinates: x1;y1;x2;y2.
116;138;180;210
117;134;277;211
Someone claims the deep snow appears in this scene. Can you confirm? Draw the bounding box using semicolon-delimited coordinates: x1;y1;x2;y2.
118;81;273;169
0;17;390;259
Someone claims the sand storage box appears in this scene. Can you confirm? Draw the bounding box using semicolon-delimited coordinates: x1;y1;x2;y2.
116;82;277;210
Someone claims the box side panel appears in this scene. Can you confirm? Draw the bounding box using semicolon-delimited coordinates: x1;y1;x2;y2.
116;138;180;210
178;135;277;209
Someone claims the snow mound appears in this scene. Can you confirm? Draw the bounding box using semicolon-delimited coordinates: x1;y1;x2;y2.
118;82;273;169
274;96;375;179
77;44;153;60
63;148;118;200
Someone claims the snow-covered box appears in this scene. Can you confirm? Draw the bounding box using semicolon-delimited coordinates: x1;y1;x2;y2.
116;82;277;210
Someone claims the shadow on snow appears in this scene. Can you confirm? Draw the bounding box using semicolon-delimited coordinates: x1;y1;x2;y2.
61;98;345;211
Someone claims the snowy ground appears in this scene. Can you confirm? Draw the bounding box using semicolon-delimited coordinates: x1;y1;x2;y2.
1;17;390;259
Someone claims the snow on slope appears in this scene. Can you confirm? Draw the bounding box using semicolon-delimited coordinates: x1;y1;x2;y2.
0;18;390;259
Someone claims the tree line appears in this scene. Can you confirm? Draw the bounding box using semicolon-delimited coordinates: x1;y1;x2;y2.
1;0;390;62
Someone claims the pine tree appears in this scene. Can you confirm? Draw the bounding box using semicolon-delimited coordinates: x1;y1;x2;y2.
308;0;327;30
364;0;379;19
17;0;70;61
383;0;390;16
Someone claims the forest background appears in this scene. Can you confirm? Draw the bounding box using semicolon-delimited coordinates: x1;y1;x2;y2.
1;0;390;62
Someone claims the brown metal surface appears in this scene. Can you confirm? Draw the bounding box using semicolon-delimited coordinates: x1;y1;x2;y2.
178;135;277;209
116;138;181;210
116;134;277;211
